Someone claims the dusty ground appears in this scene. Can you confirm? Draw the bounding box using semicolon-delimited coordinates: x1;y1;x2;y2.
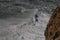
0;0;60;40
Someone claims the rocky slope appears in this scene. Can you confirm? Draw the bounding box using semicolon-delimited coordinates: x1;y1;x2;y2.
0;0;60;40
45;6;60;40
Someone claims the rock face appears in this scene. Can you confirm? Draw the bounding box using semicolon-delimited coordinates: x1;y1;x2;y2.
44;6;60;40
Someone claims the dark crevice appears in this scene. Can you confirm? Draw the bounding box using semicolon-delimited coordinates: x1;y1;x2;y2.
53;31;60;40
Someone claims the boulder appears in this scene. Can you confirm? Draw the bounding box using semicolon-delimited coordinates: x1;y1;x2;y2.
44;6;60;40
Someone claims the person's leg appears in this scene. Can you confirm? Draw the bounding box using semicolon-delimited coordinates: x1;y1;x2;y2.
36;18;38;22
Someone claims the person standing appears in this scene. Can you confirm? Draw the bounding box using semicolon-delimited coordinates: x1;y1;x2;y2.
35;14;38;22
32;14;39;26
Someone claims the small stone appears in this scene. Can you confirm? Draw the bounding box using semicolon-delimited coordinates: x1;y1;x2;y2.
21;36;24;39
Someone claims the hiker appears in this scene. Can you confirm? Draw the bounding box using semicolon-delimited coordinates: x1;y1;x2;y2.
35;14;38;22
33;14;39;26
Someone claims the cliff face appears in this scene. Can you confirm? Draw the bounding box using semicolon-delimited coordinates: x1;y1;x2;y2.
44;7;60;40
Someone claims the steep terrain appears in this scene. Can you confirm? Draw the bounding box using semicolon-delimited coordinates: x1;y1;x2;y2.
0;0;60;40
45;7;60;40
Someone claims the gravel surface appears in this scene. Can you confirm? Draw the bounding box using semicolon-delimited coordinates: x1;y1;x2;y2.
0;0;60;40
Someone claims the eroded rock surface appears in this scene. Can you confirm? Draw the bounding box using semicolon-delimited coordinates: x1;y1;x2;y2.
44;7;60;40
